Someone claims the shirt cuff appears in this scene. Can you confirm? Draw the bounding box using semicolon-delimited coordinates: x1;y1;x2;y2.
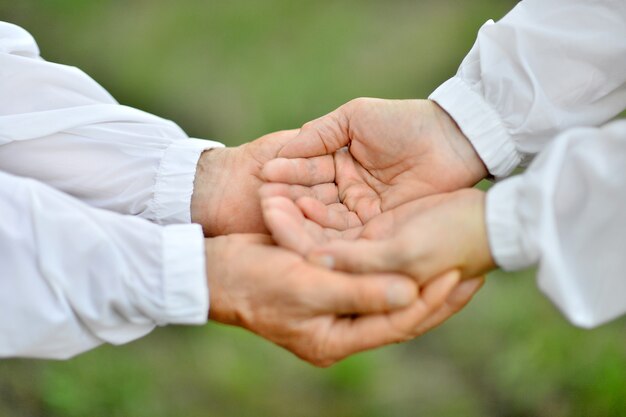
429;76;521;178
157;223;208;325
151;138;224;224
485;176;538;271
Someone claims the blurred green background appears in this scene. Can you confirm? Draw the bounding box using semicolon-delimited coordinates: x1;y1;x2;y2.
1;1;625;416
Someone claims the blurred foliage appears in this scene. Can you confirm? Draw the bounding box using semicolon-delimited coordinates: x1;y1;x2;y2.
1;0;625;416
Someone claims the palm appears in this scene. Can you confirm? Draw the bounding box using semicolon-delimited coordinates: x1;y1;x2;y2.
194;129;339;235
261;193;446;256
262;99;486;226
332;142;433;223
260;196;485;340
220;131;294;233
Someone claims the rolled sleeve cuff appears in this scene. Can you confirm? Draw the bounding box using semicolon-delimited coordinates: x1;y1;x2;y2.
152;138;224;224
158;223;208;325
486;176;538;271
429;76;521;178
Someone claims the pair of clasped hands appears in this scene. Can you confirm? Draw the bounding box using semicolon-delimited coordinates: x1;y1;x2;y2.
191;98;497;367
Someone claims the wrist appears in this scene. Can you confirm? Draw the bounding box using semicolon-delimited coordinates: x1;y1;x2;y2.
462;188;497;277
428;99;489;184
429;77;521;178
204;236;241;325
191;147;236;236
485;176;538;271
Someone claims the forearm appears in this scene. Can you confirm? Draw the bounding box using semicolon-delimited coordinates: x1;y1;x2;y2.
0;171;208;359
486;119;626;327
430;0;626;177
0;22;224;224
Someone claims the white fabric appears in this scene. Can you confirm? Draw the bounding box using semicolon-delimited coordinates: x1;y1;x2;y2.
0;21;223;224
430;0;626;177
0;171;208;359
487;121;626;328
0;21;221;358
430;0;626;327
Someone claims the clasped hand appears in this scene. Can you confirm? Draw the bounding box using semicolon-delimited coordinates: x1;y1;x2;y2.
193;98;496;366
262;98;495;283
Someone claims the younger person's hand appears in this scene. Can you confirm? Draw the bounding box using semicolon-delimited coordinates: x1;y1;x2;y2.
261;99;487;224
204;234;476;366
262;188;495;285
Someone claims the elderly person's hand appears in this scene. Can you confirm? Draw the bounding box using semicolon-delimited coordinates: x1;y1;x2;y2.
191;129;340;236
204;233;482;366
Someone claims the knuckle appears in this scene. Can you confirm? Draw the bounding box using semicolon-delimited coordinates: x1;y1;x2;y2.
309;356;335;368
387;318;416;343
358;240;400;272
348;97;370;108
301;120;316;131
304;329;343;367
390;237;420;271
301;348;334;368
306;159;318;181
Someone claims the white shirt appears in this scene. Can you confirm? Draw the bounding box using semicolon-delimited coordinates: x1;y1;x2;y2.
0;22;223;358
2;0;624;357
430;0;626;327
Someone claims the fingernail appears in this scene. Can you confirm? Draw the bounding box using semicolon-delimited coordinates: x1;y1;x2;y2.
386;282;414;308
308;254;335;269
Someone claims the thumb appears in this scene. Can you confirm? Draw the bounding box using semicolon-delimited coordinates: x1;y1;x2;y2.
307;238;402;275
261;196;318;255
278;109;350;158
318;272;418;315
412;276;484;336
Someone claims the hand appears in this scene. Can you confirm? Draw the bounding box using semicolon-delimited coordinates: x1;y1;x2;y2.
204;233;481;366
191;130;339;236
261;98;487;224
262;188;495;285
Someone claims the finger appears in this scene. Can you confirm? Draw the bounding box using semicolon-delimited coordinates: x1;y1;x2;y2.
419;269;462;309
278;109;350;158
327;203;349;212
296;197;363;231
412;277;484;336
257;129;300;148
259;182;339;205
229;233;276;246
262;196;326;254
262;155;335;185
307;238;401;275
324;271;460;361
315;272;419;315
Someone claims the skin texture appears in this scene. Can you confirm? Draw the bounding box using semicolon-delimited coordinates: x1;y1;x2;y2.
191;129;340;236
204;234;483;367
261;98;488;226
188;122;485;366
253;98;494;348
262;189;496;286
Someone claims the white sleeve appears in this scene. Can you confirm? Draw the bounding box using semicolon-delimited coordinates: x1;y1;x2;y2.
429;0;626;177
0;170;208;359
0;21;223;224
485;119;626;328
